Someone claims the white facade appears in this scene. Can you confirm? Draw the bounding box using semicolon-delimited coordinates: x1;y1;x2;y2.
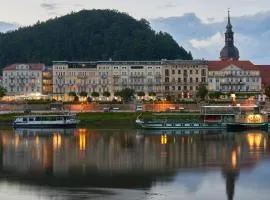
208;62;261;93
53;61;163;100
53;62;99;99
3;64;44;96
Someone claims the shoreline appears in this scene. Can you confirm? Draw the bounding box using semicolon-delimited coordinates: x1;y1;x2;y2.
0;112;201;128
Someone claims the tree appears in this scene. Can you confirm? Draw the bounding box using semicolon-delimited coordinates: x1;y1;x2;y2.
103;91;111;98
119;88;135;102
265;85;270;99
68;91;76;97
79;91;88;97
114;91;121;97
196;84;208;101
91;92;100;99
0;87;6;97
148;91;156;97
68;91;76;101
137;91;145;99
0;10;192;67
209;91;223;99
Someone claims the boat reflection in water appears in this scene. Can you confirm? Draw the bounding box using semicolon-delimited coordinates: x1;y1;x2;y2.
0;128;269;199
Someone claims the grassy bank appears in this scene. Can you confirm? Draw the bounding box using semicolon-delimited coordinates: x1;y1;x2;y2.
0;112;201;128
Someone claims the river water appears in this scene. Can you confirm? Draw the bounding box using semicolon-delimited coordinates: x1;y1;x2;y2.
0;128;269;200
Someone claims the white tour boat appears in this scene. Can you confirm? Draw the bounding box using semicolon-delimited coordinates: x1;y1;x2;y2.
13;113;80;128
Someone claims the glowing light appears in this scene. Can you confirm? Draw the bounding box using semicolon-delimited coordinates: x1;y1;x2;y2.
232;150;237;168
15;135;20;148
53;133;62;150
246;114;263;123
247;133;263;149
35;136;40;145
79;132;86;151
161;135;167;145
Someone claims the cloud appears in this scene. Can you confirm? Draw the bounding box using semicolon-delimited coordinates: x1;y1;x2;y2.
190;32;223;49
40;3;57;11
150;11;270;64
157;3;179;9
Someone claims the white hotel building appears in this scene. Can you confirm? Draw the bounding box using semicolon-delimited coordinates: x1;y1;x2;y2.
3;63;45;96
52;60;208;100
208;61;261;93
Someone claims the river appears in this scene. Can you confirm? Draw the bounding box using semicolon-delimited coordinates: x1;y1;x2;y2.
0;128;269;200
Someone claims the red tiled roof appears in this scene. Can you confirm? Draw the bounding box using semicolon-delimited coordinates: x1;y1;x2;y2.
4;63;45;71
257;65;270;86
208;60;259;71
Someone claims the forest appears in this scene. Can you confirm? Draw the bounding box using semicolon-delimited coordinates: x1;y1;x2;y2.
0;9;192;67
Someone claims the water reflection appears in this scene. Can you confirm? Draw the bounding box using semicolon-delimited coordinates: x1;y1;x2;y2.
0;128;269;200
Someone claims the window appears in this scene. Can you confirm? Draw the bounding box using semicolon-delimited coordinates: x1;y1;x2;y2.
190;86;193;90
178;70;181;74
165;69;169;76
178;78;181;82
178;86;181;91
201;69;206;76
165;77;169;83
190;78;193;83
190;70;193;74
202;77;206;83
172;70;175;75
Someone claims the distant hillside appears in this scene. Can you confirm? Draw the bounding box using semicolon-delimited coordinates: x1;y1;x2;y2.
0;21;18;33
0;9;192;66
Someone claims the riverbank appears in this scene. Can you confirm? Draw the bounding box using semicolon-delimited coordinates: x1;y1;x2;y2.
0;112;201;128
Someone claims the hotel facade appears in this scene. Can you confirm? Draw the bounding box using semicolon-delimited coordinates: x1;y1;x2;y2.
3;63;45;97
52;60;208;100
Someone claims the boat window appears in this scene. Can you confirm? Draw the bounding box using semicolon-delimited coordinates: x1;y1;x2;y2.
29;118;34;121
36;117;41;121
23;118;27;122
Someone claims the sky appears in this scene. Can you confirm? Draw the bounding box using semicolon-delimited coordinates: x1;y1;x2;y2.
1;0;270;25
1;0;270;63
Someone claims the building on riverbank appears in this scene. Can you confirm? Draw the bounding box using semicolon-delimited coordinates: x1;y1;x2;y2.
3;63;44;96
2;63;53;100
162;59;207;99
207;11;262;96
52;60;207;101
208;60;261;93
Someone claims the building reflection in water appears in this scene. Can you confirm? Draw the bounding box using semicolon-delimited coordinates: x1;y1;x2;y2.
0;129;269;199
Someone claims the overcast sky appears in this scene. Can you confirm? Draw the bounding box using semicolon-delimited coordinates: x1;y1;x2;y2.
1;0;270;25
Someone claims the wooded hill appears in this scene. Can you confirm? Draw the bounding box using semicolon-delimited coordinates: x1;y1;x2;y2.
0;9;192;66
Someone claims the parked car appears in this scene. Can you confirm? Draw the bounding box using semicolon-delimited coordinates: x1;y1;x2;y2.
136;105;143;112
103;107;111;112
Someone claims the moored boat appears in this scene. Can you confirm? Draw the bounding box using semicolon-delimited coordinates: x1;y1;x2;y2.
13;113;80;128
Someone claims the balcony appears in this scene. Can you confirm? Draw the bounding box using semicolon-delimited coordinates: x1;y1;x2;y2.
129;75;145;78
77;75;87;79
220;82;245;85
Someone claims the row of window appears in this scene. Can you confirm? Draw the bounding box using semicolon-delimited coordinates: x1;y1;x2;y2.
209;77;260;83
165;77;206;83
165;86;198;91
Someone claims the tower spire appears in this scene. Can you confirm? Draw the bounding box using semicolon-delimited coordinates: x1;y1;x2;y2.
226;9;232;30
220;9;239;60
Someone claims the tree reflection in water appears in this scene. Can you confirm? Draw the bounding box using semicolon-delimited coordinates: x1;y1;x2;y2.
0;128;268;200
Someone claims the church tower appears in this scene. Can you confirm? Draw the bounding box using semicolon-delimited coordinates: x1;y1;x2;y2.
220;10;240;60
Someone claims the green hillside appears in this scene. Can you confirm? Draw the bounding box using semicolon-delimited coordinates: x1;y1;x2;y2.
0;9;192;66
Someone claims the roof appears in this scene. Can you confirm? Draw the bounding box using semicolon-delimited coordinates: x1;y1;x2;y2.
208;60;259;71
257;65;270;86
4;63;45;71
